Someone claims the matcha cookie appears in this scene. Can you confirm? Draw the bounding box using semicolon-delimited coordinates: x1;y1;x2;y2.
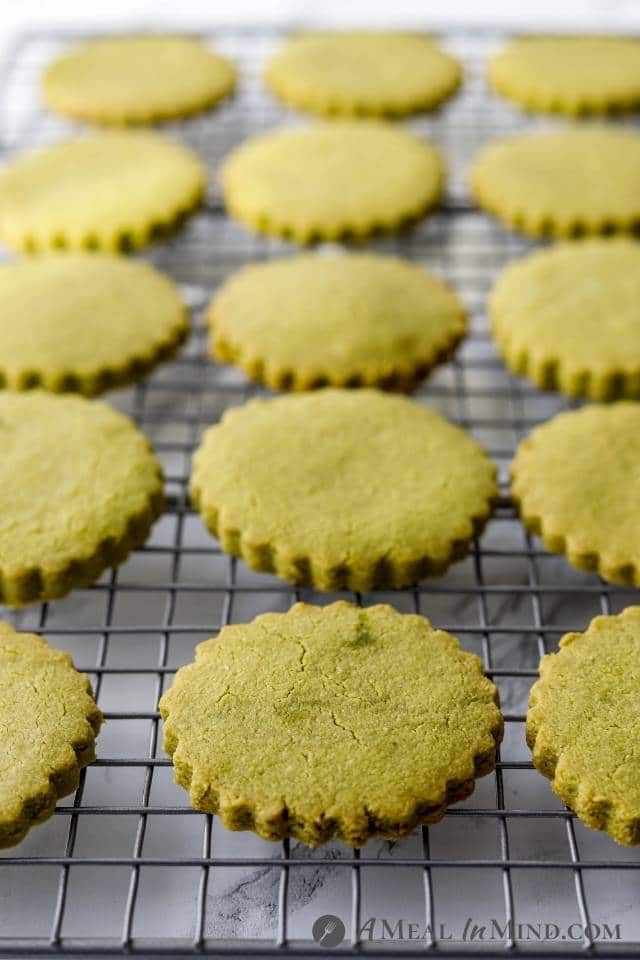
265;32;461;117
0;253;188;395
528;606;640;845
191;389;497;591
471;128;640;238
490;240;640;400
221;123;443;243
0;132;206;253
160;601;503;846
511;403;640;586
210;253;467;391
0;391;164;605
489;36;640;115
0;622;102;848
43;35;236;125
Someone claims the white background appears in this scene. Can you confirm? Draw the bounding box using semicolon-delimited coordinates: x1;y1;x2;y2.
2;0;640;46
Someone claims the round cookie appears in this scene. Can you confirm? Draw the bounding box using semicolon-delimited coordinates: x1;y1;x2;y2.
489;36;640;116
160;601;503;847
0;132;206;253
0;622;102;848
470;127;640;238
221;123;443;243
528;606;640;845
191;388;497;591
490;240;640;401
0;391;164;606
511;403;640;586
210;253;467;391
265;32;461;117
43;35;236;125
0;253;188;395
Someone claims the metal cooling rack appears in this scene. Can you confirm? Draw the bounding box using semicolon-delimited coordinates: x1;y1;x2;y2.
0;25;639;960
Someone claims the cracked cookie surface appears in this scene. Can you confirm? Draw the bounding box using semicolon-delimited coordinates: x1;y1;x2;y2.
0;132;206;252
191;388;497;591
43;35;236;125
221;122;443;243
490;239;640;400
471;127;640;238
160;601;503;846
489;36;640;115
265;32;461;117
0;253;188;395
511;402;640;586
527;606;640;844
209;252;467;391
0;390;164;606
0;621;102;848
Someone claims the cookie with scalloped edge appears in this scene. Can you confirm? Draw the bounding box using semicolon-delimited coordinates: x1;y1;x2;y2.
265;32;461;117
0;253;189;395
511;403;640;586
528;606;640;845
160;601;503;847
489;36;640;116
490;239;640;400
191;388;497;591
0;390;164;606
0;132;206;253
471;127;640;238
221;122;443;243
209;253;467;391
43;35;236;125
0;621;102;848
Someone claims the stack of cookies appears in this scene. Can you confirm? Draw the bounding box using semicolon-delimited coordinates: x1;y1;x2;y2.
0;29;639;854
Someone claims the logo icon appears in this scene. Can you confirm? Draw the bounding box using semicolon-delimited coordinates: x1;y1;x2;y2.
312;914;346;948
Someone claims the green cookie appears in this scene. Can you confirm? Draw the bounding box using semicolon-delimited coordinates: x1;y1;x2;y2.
160;601;503;847
222;122;443;243
191;388;497;591
512;402;640;586
528;606;640;845
0;391;164;605
266;32;461;117
0;132;205;252
0;622;102;848
43;35;236;125
0;253;188;395
210;253;466;391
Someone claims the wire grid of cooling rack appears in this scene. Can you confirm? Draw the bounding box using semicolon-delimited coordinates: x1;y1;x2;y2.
0;24;639;960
